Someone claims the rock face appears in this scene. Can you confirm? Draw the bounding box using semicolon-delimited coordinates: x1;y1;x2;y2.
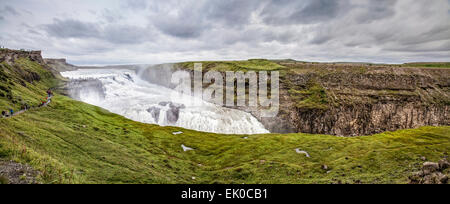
147;102;186;124
261;64;450;136
292;103;448;136
174;62;449;136
44;58;78;72
0;49;54;90
0;49;44;64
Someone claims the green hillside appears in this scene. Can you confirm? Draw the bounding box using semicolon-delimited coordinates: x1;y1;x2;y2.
0;56;449;184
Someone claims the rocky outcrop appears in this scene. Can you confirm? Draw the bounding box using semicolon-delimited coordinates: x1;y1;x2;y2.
409;158;450;184
0;49;54;89
170;62;449;136
44;58;78;72
292;103;448;136
147;102;186;124
281;65;450;136
0;49;44;64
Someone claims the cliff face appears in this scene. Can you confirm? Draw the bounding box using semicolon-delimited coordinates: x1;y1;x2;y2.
274;64;450;136
292;103;448;136
0;48;57;110
0;49;44;64
44;58;78;72
174;61;449;136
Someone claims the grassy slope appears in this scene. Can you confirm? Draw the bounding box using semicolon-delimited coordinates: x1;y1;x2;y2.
178;59;285;72
0;58;449;184
1;97;449;184
0;58;58;110
403;62;450;69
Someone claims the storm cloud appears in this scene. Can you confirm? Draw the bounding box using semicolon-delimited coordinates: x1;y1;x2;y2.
1;5;20;16
261;0;344;25
44;19;100;38
0;0;448;65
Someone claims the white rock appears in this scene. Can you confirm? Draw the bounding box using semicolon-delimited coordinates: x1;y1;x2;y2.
295;149;310;158
173;131;183;135
182;144;194;152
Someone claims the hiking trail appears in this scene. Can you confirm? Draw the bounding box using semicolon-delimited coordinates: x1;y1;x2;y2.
1;95;53;119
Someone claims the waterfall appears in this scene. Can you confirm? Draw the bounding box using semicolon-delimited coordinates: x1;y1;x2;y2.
61;68;269;134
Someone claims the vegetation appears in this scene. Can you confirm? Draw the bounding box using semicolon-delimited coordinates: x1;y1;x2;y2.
0;175;8;184
289;81;330;110
178;59;285;72
0;58;59;111
403;62;450;69
0;56;449;184
1;98;448;183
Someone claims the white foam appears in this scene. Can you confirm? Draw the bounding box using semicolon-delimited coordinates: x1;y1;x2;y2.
61;69;270;135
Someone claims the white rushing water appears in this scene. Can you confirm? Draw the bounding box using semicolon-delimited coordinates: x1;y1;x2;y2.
61;69;269;134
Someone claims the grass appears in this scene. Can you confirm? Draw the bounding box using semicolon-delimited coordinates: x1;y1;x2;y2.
0;56;449;184
1;97;448;184
178;59;285;72
288;81;330;110
403;62;450;69
0;175;9;184
0;58;59;112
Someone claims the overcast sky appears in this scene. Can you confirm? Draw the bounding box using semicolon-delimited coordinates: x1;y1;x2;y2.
0;0;449;65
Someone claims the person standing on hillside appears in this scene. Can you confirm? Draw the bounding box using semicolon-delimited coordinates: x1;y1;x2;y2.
47;89;53;97
1;110;6;118
9;109;13;116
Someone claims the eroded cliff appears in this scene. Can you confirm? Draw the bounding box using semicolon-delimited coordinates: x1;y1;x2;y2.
272;63;450;136
176;61;449;136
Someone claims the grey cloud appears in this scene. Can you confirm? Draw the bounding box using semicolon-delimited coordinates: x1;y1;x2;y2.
124;0;148;10
261;30;299;44
102;9;124;23
354;0;397;23
385;41;450;53
261;0;345;25
103;25;154;44
151;0;260;38
151;2;210;38
310;34;333;45
43;19;154;44
1;5;20;16
44;19;100;38
28;29;42;35
154;17;207;38
203;0;260;27
0;16;4;21
3;0;449;65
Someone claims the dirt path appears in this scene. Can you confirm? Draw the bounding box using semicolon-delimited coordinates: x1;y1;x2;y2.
2;96;52;119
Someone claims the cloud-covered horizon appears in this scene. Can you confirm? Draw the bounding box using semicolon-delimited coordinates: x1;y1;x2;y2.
0;0;449;65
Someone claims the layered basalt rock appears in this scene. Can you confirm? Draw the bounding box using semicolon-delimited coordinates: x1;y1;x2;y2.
272;64;450;136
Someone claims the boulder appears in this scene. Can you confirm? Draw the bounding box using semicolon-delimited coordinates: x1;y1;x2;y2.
438;159;450;170
423;162;439;173
438;173;448;184
147;107;161;123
